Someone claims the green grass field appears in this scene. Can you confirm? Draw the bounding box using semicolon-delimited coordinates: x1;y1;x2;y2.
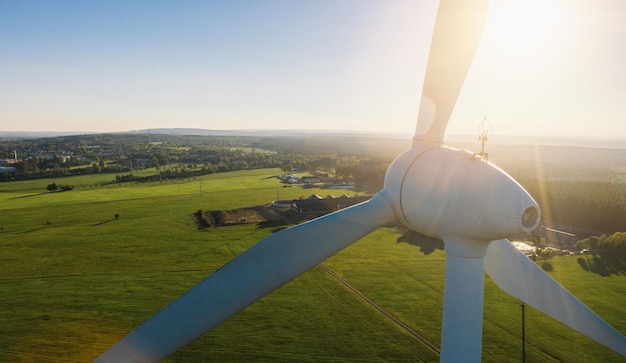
0;168;624;362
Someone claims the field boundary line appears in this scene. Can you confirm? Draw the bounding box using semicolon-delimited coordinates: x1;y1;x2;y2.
319;263;441;356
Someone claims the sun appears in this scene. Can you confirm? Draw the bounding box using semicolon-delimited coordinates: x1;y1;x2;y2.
485;0;565;57
499;1;551;48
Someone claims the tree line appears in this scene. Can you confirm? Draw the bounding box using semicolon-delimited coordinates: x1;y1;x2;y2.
575;232;626;255
575;232;626;275
519;179;626;234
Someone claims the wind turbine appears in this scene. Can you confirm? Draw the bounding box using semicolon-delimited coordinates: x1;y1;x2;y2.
96;1;626;362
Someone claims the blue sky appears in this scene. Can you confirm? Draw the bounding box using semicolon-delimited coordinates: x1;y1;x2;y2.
1;0;625;138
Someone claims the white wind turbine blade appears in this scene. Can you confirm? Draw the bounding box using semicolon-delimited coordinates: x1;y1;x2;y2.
95;194;394;363
414;0;489;144
485;239;626;356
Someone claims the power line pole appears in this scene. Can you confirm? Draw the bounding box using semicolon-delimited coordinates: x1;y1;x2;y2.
521;302;526;363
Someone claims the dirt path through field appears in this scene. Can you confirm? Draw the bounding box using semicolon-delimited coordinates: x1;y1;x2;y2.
319;263;441;357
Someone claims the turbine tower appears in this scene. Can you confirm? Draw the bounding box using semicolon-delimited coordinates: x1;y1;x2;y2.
96;1;626;362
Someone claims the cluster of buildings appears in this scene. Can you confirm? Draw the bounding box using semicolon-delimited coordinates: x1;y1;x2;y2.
0;151;19;173
272;194;370;215
278;172;355;189
1;150;83;165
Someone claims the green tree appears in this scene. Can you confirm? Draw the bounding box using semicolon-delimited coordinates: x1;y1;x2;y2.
46;183;58;192
281;164;292;174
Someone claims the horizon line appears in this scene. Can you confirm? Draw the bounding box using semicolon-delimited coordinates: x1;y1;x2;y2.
1;128;626;142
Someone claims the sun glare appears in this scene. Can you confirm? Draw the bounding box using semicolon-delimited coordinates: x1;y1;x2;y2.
500;1;550;47
486;0;567;58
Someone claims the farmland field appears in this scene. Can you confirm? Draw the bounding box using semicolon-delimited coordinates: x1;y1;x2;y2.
0;168;624;362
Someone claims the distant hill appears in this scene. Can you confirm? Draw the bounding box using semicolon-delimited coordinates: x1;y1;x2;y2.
0;128;411;140
2;128;624;150
0;131;96;139
127;128;412;138
446;134;626;150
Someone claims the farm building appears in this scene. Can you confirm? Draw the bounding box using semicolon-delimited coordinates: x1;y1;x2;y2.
271;200;294;208
292;195;370;214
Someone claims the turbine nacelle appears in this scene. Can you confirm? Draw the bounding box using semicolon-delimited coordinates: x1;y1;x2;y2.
383;145;540;243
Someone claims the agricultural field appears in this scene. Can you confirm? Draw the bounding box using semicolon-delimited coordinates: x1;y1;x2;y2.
0;168;624;362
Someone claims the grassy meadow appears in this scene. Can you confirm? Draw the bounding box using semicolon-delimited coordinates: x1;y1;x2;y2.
0;168;624;362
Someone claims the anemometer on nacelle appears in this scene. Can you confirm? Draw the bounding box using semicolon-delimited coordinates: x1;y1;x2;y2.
472;115;492;161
